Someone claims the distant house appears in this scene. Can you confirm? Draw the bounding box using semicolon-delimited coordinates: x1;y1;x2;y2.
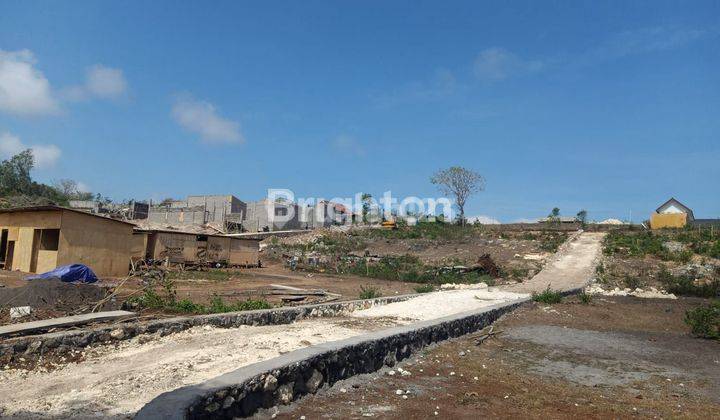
537;216;577;224
650;198;694;229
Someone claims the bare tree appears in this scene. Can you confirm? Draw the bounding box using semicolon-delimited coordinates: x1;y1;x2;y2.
430;166;485;225
52;179;94;201
53;179;79;196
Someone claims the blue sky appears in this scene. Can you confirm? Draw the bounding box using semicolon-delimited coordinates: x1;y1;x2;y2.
1;1;718;222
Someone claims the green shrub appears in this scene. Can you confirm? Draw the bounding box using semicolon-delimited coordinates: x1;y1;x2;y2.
595;263;605;275
336;254;494;286
353;223;477;241
659;268;720;298
359;285;381;299
538;233;567;252
603;228;720;260
532;287;563;304
685;301;720;339
126;275;271;314
173;298;205;313
623;275;644;290
206;296;272;313
167;269;234;282
509;267;529;280
414;284;434;293
578;292;592;304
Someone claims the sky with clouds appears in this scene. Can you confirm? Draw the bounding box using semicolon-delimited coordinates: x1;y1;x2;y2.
0;0;718;222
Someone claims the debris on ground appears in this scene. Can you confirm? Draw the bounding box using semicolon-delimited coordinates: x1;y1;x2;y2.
275;296;720;419
0;279;116;324
0;310;136;338
439;282;488;290
472;325;502;345
586;283;677;299
9;306;32;319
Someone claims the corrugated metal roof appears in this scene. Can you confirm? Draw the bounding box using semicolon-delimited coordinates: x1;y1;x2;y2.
0;205;136;226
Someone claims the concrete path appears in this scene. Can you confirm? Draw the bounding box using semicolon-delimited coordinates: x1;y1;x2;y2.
502;231;605;294
0;232;603;419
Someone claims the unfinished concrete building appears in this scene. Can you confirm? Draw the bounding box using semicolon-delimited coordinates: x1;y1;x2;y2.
0;206;135;277
68;200;149;220
148;195;246;231
244;199;304;232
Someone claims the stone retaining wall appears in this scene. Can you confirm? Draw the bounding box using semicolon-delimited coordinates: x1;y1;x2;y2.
136;299;529;420
0;294;416;366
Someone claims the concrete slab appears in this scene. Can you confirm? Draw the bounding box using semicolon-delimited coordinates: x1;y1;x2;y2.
0;310;136;337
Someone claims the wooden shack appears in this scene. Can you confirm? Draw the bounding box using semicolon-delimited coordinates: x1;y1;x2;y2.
141;229;260;267
0;206;135;277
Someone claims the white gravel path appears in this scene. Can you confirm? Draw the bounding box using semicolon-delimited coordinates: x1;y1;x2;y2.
351;288;528;322
0;320;366;419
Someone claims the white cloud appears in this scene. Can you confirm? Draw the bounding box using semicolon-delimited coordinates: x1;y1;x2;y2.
0;132;61;169
0;49;60;116
86;65;127;98
473;47;544;81
62;64;127;101
466;215;501;225
171;96;243;144
577;26;706;65
473;27;707;82
331;135;365;157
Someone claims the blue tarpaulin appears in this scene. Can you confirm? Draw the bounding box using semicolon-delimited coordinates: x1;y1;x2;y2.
26;264;98;283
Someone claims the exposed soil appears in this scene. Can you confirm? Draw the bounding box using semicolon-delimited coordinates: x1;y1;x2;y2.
0;226;574;326
265;227;569;283
0;265;420;325
0;280;117;324
274;296;720;419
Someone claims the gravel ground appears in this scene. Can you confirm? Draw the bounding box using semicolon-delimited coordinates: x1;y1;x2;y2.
0;232;604;418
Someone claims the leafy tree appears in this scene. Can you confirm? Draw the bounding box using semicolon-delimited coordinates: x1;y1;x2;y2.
576;209;588;226
0;150;79;208
0;149;34;195
430;166;485;225
361;193;372;223
545;207;561;226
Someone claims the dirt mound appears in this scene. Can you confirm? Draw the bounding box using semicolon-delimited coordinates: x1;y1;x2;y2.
0;280;113;321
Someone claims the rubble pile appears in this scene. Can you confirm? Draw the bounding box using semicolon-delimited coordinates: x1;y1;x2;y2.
586;283;677;299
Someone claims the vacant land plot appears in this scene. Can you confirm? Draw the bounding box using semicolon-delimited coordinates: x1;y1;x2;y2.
1;225;570;324
275;296;720;419
0;233;603;418
265;224;570;286
598;228;719;298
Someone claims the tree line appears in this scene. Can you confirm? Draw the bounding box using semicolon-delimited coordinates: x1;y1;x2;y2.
0;149;95;209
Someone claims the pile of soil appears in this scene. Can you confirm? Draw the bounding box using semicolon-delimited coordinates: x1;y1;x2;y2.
0;280;115;323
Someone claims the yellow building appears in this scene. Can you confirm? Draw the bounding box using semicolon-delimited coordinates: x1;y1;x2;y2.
650;198;694;230
0;206;135;277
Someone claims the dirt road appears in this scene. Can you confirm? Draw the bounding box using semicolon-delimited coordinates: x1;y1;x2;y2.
503;232;604;294
0;232;602;418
